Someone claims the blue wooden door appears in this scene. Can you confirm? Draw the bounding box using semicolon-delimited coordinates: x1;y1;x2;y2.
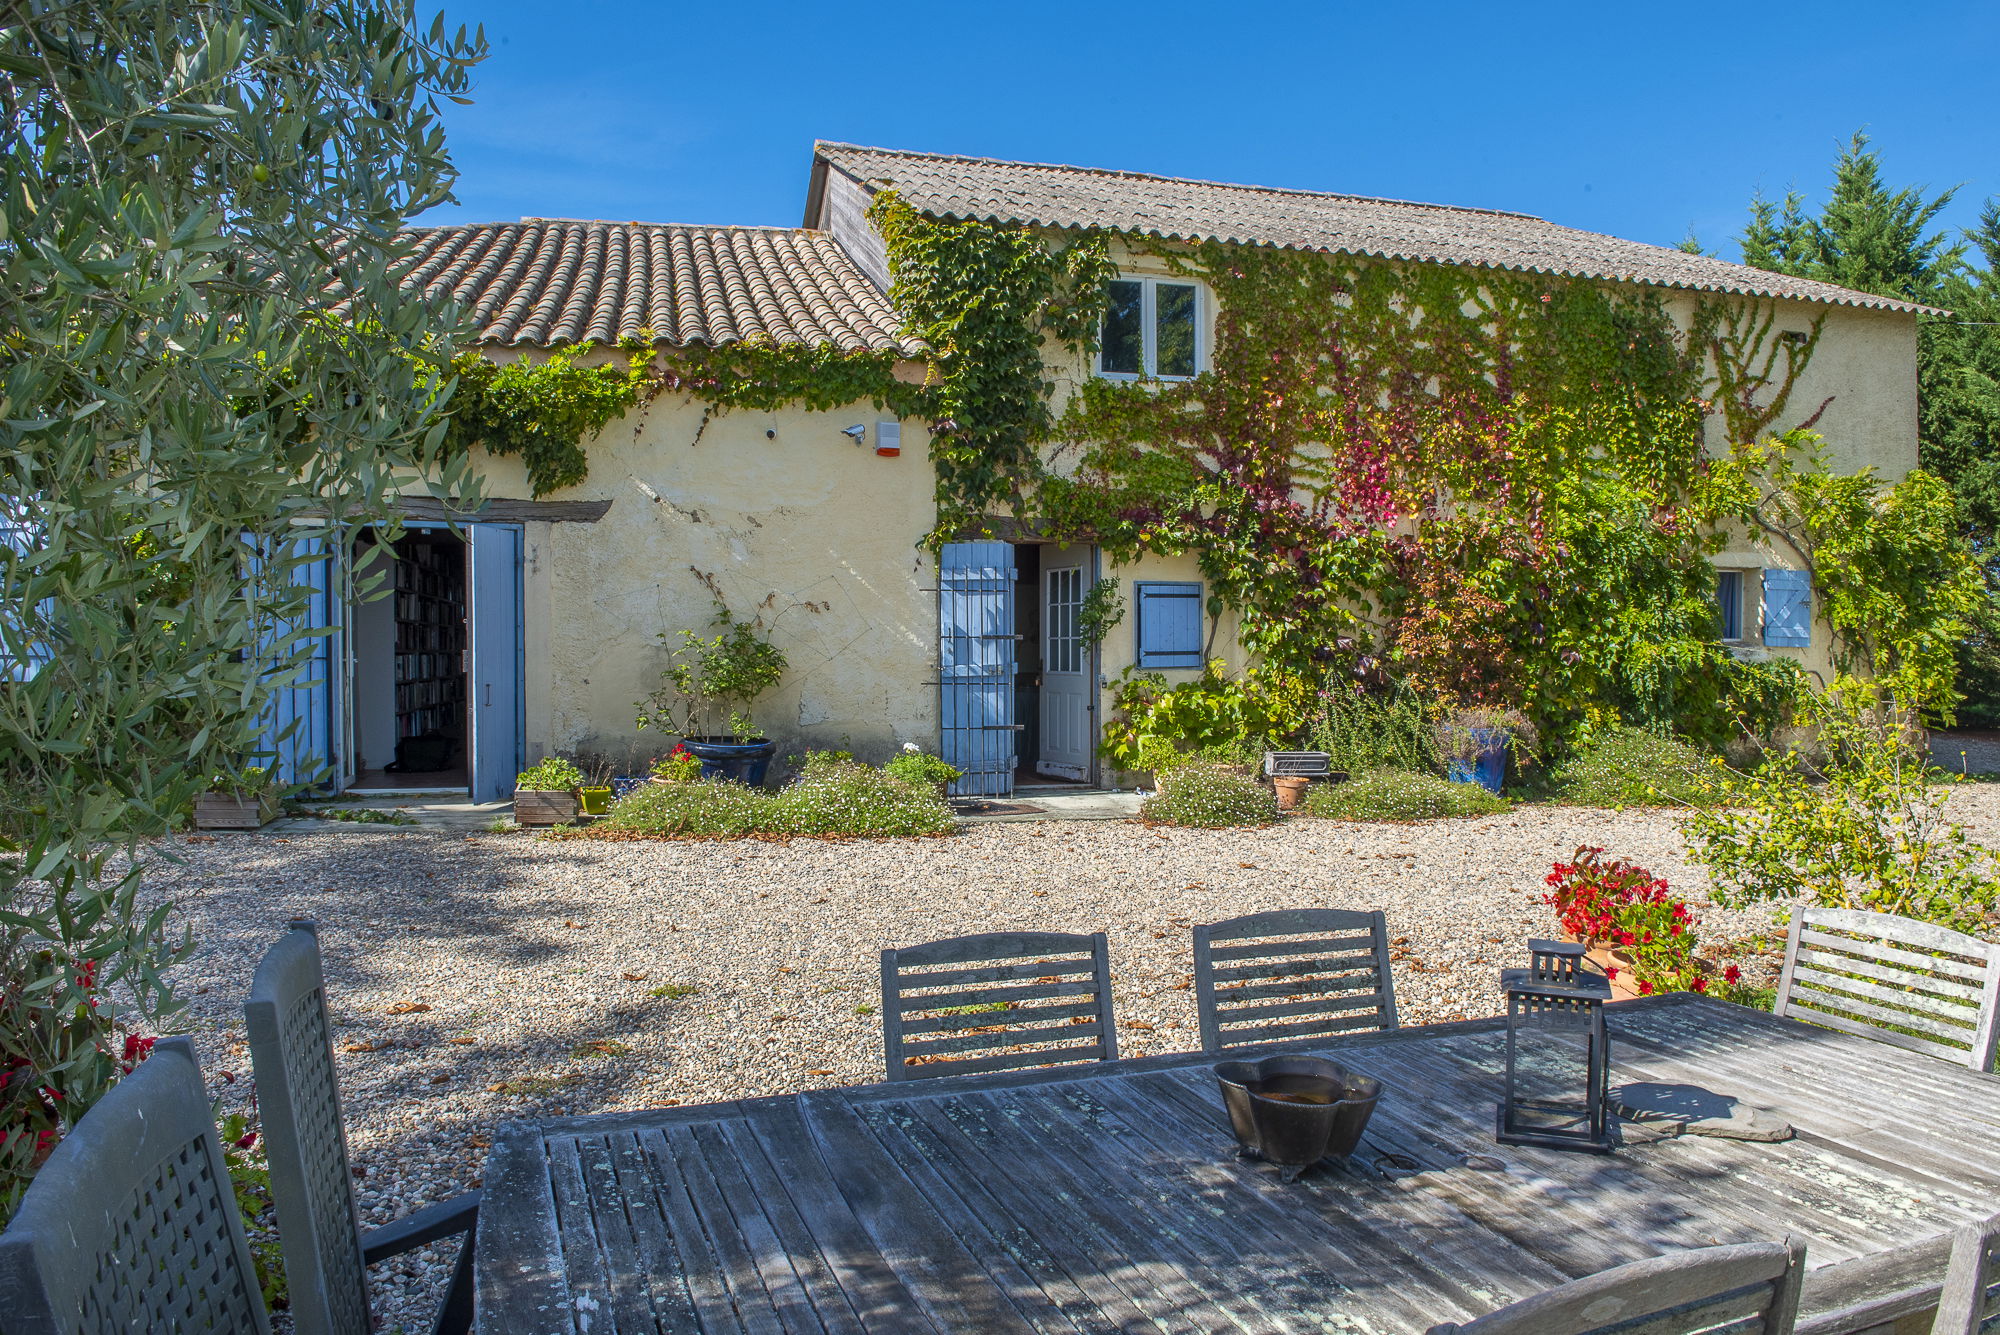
938;542;1017;798
468;523;524;802
254;535;339;792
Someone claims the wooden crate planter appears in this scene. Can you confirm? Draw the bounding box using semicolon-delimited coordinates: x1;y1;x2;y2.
193;792;281;830
514;789;579;827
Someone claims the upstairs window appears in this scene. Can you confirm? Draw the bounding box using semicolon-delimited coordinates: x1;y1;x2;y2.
1715;569;1745;642
1099;276;1201;380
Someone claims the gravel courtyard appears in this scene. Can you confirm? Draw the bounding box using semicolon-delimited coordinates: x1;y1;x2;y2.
140;788;2000;1327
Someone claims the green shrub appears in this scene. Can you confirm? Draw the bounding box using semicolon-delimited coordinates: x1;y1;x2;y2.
766;762;955;836
1141;762;1279;828
603;779;767;836
882;748;963;791
1305;687;1436;775
1685;682;2000;932
1303;769;1509;821
1549;729;1715;807
601;763;953;839
517;757;585;791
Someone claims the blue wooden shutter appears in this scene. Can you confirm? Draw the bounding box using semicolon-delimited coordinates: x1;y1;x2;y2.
253;535;337;791
1135;582;1203;668
938;542;1016;798
1762;568;1812;647
468;524;525;802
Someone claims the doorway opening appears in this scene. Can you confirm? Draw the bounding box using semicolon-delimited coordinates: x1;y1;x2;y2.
1014;541;1095;788
349;528;468;792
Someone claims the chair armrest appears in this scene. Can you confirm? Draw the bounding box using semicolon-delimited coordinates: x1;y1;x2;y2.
360;1189;481;1264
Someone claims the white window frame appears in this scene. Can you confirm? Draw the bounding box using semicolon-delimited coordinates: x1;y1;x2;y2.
1097;274;1205;382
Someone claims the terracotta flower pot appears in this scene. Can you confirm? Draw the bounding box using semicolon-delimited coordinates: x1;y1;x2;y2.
1561;934;1643;1001
1272;775;1310;811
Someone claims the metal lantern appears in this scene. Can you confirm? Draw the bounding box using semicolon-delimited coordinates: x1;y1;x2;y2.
1497;939;1615;1153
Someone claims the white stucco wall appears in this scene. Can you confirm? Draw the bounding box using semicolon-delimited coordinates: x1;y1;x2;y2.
458;382;939;773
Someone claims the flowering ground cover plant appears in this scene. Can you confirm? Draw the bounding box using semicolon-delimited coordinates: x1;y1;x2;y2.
1543;846;1740;997
1303;769;1508;821
592;759;954;840
1140;762;1278;828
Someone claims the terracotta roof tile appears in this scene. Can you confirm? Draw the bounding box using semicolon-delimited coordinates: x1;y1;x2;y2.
815;142;1938;316
393;219;919;353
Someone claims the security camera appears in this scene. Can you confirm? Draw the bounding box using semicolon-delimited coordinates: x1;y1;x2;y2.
840;424;867;442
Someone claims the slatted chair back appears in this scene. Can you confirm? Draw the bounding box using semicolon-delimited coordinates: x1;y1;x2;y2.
1192;908;1398;1052
1425;1237;1807;1335
245;920;371;1335
1934;1214;2000;1335
881;930;1118;1081
0;1036;272;1335
1774;906;2000;1071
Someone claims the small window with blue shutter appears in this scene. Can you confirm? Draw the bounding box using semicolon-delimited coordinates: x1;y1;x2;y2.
1135;582;1203;668
1761;568;1812;647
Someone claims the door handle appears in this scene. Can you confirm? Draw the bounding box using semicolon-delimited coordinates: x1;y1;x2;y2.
483;683;491;707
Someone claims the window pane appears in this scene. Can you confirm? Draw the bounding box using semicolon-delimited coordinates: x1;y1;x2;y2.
1716;570;1741;640
1155;282;1197;377
1100;280;1143;375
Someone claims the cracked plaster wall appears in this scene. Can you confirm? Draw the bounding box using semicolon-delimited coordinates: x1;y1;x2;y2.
469;394;939;771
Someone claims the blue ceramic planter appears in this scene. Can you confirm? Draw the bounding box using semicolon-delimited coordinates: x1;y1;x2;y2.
1446;726;1509;794
681;737;778;787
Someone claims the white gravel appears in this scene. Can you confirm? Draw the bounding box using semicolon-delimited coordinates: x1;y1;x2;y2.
137;788;2000;1330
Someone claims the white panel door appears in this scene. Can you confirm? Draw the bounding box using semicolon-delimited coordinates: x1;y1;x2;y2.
1038;549;1092;781
467;524;523;802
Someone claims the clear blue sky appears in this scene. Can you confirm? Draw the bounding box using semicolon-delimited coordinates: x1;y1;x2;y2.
416;0;2000;263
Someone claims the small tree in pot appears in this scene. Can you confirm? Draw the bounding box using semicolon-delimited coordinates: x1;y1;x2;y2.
636;604;788;786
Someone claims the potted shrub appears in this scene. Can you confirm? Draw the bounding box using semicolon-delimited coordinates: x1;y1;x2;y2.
635;604;788;786
1433;706;1537;795
194;766;280;830
576;761;615;816
883;743;963;799
514;756;585;826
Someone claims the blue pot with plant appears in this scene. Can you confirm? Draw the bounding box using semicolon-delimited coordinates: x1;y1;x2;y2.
1434;707;1536;795
635;602;788;787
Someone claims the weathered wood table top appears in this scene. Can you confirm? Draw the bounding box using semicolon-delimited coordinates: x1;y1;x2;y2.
475;995;2000;1334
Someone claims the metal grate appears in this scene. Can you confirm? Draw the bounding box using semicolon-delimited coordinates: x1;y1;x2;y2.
1263;751;1331;777
938;542;1017;798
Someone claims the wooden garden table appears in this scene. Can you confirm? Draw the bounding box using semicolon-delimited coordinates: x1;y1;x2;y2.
475;994;2000;1334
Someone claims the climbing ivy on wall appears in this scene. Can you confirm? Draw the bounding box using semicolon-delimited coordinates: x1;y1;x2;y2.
1038;241;1848;743
442;339;658;497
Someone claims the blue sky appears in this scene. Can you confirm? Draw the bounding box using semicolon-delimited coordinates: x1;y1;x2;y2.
417;1;2000;263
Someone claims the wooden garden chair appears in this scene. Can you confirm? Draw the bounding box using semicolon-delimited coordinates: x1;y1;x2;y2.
881;930;1118;1081
1426;1237;1808;1335
246;920;479;1335
1192;908;1399;1052
1934;1213;2000;1334
0;1036;272;1334
1774;905;2000;1071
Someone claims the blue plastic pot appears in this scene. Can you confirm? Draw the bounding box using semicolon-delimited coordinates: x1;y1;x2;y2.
1445;727;1509;794
680;737;778;787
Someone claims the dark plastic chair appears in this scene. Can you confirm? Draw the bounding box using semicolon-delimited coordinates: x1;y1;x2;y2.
0;1036;272;1334
245;920;479;1335
1192;908;1399;1052
1426;1237;1807;1335
1934;1213;2000;1335
881;930;1118;1081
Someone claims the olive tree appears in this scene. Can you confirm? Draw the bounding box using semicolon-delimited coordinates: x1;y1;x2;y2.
0;0;485;1211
